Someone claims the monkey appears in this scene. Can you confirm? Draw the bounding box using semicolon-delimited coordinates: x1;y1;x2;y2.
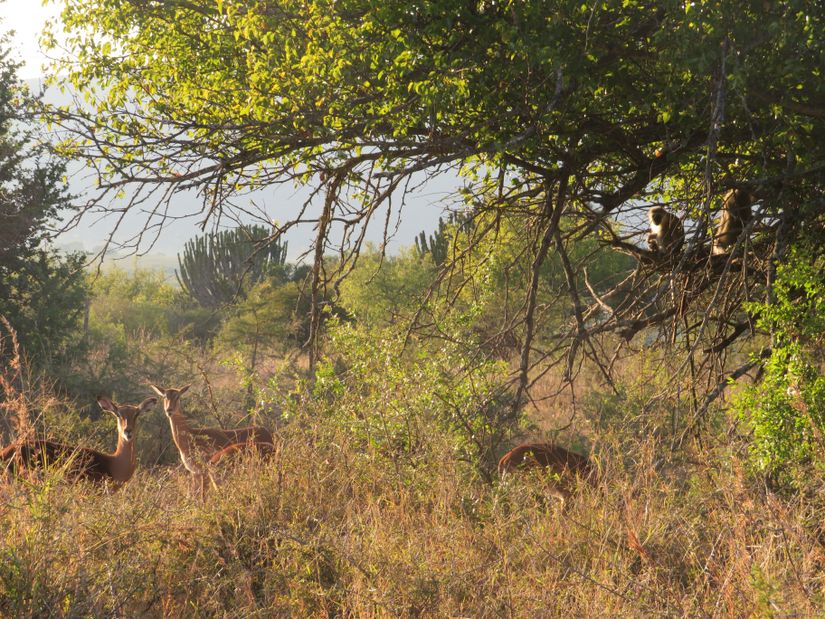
647;206;684;256
711;188;754;255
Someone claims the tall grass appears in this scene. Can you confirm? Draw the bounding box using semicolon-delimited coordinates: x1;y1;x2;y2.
1;418;822;617
2;316;822;616
1;316;30;443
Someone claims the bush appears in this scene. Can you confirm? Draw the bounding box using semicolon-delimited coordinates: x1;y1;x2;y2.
734;251;825;486
306;319;516;478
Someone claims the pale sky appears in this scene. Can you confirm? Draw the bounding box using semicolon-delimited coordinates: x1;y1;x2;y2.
0;0;61;79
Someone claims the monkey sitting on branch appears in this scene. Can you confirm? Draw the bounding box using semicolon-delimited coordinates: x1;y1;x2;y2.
711;188;754;255
647;206;685;257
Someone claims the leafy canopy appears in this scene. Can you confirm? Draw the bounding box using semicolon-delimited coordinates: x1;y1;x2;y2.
48;1;824;180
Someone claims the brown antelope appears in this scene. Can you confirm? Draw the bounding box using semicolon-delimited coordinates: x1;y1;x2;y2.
498;442;595;505
149;384;273;498
0;395;156;486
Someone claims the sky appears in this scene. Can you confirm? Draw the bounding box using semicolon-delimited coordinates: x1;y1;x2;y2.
0;0;61;80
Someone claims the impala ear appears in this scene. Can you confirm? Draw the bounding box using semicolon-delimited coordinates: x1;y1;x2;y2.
138;397;158;415
179;384;191;395
149;384;164;397
97;395;118;415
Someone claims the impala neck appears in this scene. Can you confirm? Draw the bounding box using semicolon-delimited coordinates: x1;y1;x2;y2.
167;405;205;475
169;408;192;435
109;426;137;482
168;408;196;458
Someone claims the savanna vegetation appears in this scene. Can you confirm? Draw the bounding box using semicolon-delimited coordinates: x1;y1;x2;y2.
2;1;824;616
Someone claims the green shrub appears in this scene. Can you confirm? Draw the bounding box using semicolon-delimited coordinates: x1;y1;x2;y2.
733;250;825;485
306;319;516;477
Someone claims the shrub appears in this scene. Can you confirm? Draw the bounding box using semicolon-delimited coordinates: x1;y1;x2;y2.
734;251;825;485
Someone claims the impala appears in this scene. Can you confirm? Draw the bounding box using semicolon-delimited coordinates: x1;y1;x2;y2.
150;384;273;497
498;442;595;505
0;395;156;486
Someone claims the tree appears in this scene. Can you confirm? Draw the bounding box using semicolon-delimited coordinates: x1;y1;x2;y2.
45;2;825;420
176;225;288;309
90;267;192;338
341;246;436;328
1;250;88;363
219;278;304;406
0;38;85;363
0;51;66;263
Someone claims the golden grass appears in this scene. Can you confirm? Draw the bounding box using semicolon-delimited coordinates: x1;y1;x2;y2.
1;419;822;618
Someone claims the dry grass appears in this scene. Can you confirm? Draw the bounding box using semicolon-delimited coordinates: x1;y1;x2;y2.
1;418;823;618
1;316;30;442
1;324;822;616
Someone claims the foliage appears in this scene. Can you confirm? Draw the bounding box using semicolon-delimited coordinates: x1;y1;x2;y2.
311;319;515;475
0;250;89;365
50;0;825;180
431;208;636;358
218;277;311;410
176;225;288;309
0;39;84;365
339;246;435;328
219;264;339;381
87;266;224;344
15;6;825;612
91;267;182;338
46;0;825;359
220;279;305;353
43;1;825;444
733;250;825;484
0;45;70;267
50;268;215;416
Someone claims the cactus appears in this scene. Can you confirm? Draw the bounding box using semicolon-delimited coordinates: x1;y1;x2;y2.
415;216;451;266
175;225;287;308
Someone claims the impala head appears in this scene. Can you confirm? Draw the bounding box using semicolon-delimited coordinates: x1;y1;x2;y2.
149;384;190;417
97;395;157;442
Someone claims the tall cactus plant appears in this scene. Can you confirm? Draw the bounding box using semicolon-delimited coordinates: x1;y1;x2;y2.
176;225;287;308
415;216;451;266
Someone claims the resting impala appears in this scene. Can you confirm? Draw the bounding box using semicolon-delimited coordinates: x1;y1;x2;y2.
150;384;274;497
0;395;156;486
498;442;595;505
